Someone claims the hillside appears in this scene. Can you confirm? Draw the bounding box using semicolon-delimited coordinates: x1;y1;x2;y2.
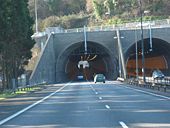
26;0;170;71
28;0;170;31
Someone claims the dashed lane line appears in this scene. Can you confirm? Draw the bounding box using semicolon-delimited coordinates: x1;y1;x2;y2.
105;105;110;109
119;121;129;128
99;97;102;100
90;85;98;94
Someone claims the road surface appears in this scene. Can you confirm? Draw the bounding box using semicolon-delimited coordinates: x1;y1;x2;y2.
1;81;170;128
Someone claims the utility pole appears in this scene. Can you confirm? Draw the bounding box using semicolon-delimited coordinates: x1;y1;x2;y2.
138;0;146;83
84;26;87;55
135;28;139;83
35;0;38;33
116;30;127;79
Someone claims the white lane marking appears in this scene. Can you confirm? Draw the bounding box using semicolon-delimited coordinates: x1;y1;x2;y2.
90;85;95;92
99;97;102;100
119;121;129;128
122;85;170;100
105;105;110;109
0;83;70;126
90;85;98;94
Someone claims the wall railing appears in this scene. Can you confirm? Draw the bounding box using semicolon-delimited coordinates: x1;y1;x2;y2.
63;19;170;33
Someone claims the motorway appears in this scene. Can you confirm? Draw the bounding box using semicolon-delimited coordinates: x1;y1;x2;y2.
0;81;170;128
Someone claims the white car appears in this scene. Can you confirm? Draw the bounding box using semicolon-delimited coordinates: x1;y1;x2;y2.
94;74;105;83
152;70;164;79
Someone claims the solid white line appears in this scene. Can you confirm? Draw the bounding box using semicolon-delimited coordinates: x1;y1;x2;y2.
105;105;110;109
119;121;129;128
0;83;70;126
122;85;170;100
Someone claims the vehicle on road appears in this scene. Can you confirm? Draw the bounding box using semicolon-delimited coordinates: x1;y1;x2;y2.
77;75;84;80
152;69;164;79
94;74;105;83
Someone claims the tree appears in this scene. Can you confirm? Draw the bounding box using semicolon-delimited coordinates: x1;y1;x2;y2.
47;0;86;16
86;0;93;13
40;14;88;30
93;0;104;19
0;0;35;89
28;0;51;19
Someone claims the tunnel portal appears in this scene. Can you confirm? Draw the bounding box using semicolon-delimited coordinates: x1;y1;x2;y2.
62;41;117;81
126;38;170;77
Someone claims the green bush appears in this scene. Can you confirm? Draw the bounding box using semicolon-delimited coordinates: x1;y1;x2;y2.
39;14;89;30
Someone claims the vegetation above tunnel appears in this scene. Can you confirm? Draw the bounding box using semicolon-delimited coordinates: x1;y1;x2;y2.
28;0;170;31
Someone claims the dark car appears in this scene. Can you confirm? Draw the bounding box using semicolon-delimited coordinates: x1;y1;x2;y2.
152;69;164;79
77;75;84;80
94;74;105;83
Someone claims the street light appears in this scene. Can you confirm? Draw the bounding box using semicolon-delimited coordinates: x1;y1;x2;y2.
31;0;39;39
35;0;38;33
144;10;153;52
83;26;87;54
135;27;139;83
114;30;126;79
138;0;146;83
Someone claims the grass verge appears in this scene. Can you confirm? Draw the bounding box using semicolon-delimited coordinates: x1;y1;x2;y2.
0;86;42;101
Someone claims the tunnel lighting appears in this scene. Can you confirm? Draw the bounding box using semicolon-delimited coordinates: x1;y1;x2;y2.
87;54;91;60
88;55;97;61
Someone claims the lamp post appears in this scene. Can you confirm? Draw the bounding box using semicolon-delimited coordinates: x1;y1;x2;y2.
31;0;39;39
114;30;126;79
84;26;87;55
138;0;146;83
135;27;139;83
35;0;38;33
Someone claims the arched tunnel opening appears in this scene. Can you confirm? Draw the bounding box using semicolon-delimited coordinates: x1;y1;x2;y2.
59;41;117;81
125;38;170;77
66;53;107;81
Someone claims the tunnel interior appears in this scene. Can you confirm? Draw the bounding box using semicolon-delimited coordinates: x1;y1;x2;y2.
125;38;170;77
62;41;116;81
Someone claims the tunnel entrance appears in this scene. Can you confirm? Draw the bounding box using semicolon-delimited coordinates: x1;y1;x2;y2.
62;42;117;81
126;38;170;77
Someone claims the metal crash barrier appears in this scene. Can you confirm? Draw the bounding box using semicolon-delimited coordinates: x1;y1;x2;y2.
126;76;170;93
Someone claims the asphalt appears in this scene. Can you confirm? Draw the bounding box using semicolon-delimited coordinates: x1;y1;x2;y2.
127;82;170;97
0;84;63;121
0;81;170;128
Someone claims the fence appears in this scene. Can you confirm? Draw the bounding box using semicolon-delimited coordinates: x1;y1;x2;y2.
0;76;46;93
127;76;170;93
63;19;170;33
